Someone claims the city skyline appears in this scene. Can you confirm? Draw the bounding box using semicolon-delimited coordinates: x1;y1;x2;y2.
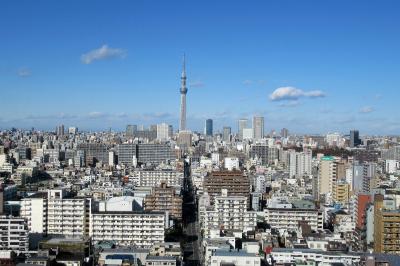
2;2;400;265
1;1;400;134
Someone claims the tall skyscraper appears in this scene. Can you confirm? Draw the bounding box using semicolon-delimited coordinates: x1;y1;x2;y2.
281;128;289;138
56;124;64;136
178;130;192;153
252;116;264;140
205;119;213;136
157;123;173;140
318;156;338;203
238;119;248;140
223;126;231;142
126;125;137;137
350;130;361;148
179;55;188;131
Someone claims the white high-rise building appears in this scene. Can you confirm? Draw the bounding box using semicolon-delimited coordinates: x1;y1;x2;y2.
200;190;257;238
288;149;312;178
131;170;184;187
252;116;264;140
326;132;342;147
20;194;47;233
157;123;173;140
47;189;92;237
108;151;115;166
238;119;249;140
264;206;323;232
318;156;337;203
385;159;399;174
0;216;29;254
90;211;165;248
243;128;253;140
254;175;266;193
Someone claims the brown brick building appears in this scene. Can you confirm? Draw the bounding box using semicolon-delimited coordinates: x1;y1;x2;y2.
144;183;182;220
204;171;250;203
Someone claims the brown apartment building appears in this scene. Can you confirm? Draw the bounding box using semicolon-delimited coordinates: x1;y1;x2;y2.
144;183;182;220
204;171;250;203
374;194;400;254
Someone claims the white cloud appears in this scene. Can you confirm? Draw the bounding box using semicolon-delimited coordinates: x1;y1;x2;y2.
243;79;253;85
88;111;106;119
304;90;325;98
269;86;325;101
81;45;127;64
17;67;31;77
360;106;374;113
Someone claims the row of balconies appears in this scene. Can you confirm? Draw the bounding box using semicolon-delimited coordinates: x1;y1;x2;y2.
100;219;165;223
93;217;164;221
92;231;163;236
93;235;163;240
91;225;163;230
47;208;85;212
92;228;163;232
92;224;163;229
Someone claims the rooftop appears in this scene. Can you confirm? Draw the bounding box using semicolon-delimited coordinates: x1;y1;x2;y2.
214;249;258;257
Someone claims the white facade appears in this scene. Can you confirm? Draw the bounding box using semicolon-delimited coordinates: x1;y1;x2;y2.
252;116;264;140
200;191;257;238
0;216;29;254
264;207;323;232
211;153;220;166
289;149;312;178
243;128;253;140
20;196;47;233
224;157;239;171
270;248;360;265
385;159;399;174
131;170;183;187
326;133;342;147
210;250;260;266
91;211;165;248
99;196;142;212
108;151;115;166
157;123;172;140
254;175;266;193
47;189;91;237
366;204;374;245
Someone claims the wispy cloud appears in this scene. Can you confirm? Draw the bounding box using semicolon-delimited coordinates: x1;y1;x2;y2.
360;106;374;114
243;79;253;85
25;113;77;120
269;86;325;101
17;67;31;77
87;111;107;119
189;80;204;88
81;44;127;64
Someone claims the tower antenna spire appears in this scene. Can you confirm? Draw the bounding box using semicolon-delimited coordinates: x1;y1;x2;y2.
182;53;186;77
179;54;188;131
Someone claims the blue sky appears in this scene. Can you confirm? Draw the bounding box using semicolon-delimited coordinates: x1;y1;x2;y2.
0;1;399;135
